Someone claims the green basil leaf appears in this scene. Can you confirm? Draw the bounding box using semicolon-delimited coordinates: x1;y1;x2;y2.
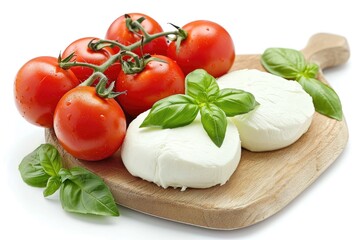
298;77;343;120
18;146;51;187
214;88;259;117
140;94;199;128
58;168;71;182
185;69;219;102
301;63;319;79
200;104;227;147
43;176;61;197
59;167;119;216
261;48;306;79
39;144;62;177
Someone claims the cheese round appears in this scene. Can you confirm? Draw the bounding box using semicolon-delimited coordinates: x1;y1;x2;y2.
121;111;241;190
217;69;315;152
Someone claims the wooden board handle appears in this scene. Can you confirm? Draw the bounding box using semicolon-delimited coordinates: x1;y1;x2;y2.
302;33;350;70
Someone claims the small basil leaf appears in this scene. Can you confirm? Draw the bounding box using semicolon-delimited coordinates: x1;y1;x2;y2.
185;69;219;102
60;167;119;216
18;146;51;187
214;88;259;117
298;77;343;120
58;168;71;182
261;48;306;79
140;94;199;128
43;176;61;197
200;104;227;147
300;63;319;79
39;144;62;177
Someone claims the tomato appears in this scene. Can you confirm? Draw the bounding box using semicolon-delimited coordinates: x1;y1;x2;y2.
14;56;80;128
54;86;126;161
116;55;185;118
105;13;168;56
62;37;121;84
167;20;235;78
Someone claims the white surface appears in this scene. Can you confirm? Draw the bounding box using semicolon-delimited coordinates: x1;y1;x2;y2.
1;0;359;239
122;110;241;190
217;69;314;151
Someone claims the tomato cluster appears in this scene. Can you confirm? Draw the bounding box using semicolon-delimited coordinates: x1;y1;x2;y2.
14;13;235;161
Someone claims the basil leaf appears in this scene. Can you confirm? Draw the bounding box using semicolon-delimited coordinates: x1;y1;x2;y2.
261;48;306;79
59;167;119;216
140;94;199;128
59;168;71;182
43;176;61;197
200;104;227;147
301;63;319;79
298;77;343;120
214;88;259;117
39;144;62;177
185;69;219;102
18;146;51;187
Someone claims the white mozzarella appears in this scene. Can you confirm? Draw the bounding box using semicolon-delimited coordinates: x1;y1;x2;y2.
121;110;241;190
217;69;315;152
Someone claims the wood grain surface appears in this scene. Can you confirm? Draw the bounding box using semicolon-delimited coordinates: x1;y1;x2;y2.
45;33;350;230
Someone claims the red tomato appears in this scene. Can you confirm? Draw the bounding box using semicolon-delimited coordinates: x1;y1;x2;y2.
62;37;121;84
116;55;185;118
54;86;126;161
167;20;235;78
14;56;80;128
105;13;168;56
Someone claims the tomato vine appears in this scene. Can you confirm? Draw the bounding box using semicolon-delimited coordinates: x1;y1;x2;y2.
59;14;187;84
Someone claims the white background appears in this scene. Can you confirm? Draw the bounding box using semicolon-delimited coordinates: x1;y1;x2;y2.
1;0;359;239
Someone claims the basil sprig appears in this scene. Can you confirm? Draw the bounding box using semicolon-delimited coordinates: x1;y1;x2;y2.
261;48;342;120
140;69;259;147
19;144;119;217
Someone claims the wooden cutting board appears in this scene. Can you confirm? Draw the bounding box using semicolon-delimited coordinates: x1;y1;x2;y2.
45;33;350;230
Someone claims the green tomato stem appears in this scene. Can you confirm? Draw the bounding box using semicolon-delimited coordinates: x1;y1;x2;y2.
96;53;120;73
79;72;107;86
60;29;179;73
89;39;131;52
123;29;180;52
59;60;102;72
129;18;152;39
